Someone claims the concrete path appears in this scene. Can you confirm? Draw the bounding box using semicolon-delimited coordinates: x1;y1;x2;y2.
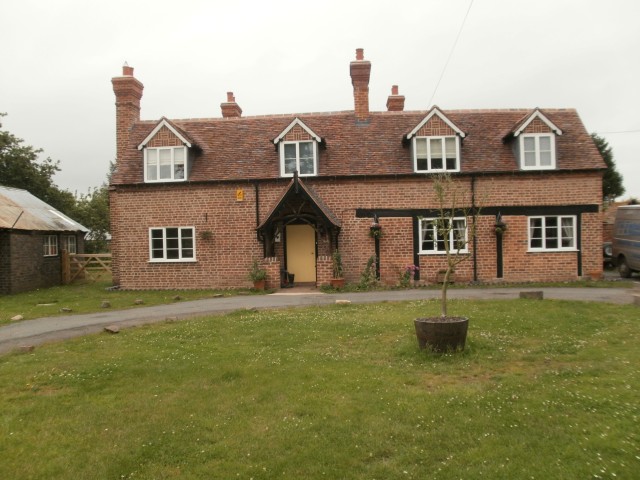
1;285;637;355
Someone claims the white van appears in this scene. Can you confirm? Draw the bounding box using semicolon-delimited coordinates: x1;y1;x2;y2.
612;205;640;277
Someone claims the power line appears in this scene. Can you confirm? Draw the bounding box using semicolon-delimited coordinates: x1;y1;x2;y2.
597;129;640;135
428;0;475;106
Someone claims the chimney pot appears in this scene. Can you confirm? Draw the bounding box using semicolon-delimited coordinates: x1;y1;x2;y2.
391;85;399;95
356;48;364;60
226;91;235;102
123;64;134;76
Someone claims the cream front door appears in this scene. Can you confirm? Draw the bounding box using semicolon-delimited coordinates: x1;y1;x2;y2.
286;224;316;282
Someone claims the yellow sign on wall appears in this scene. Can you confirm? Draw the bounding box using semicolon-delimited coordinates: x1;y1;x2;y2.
236;188;244;201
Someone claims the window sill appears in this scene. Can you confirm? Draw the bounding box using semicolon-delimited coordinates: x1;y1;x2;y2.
144;178;187;183
527;249;578;253
149;259;197;263
418;251;469;256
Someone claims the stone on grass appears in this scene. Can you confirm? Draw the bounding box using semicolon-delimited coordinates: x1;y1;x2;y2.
335;299;351;305
18;345;35;353
134;299;145;305
59;307;72;313
11;314;24;321
101;300;111;308
104;325;120;334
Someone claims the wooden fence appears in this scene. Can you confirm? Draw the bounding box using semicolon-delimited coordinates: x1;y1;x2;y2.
62;251;112;284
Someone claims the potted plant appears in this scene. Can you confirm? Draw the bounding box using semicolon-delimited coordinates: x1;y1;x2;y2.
248;259;267;290
414;174;479;352
330;249;345;289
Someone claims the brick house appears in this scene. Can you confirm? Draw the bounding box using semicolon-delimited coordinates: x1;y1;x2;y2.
0;186;87;294
109;49;605;290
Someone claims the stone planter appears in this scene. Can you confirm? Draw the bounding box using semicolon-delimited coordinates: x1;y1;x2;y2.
253;279;266;290
414;316;469;352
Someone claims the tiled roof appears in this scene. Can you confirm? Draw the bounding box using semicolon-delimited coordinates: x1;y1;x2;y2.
112;108;605;185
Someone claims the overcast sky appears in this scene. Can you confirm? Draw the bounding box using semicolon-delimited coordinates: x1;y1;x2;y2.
1;0;638;199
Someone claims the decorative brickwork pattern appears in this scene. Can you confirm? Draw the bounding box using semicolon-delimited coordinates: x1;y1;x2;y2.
283;125;313;142
417;116;456;137
147;126;184;147
523;118;553;134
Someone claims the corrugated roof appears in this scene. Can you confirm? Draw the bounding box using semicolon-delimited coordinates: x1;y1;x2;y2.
0;186;88;232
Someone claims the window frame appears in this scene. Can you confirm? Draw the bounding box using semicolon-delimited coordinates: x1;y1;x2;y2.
279;140;318;177
148;226;196;262
62;235;77;254
419;217;469;255
43;235;58;257
144;146;188;182
528;215;577;252
413;135;460;173
519;133;556;170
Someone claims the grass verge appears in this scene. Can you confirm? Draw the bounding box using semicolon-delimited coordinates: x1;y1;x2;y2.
0;299;638;479
0;279;263;325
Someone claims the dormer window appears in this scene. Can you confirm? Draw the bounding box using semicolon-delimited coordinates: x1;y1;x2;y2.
138;118;196;183
510;109;562;171
281;141;317;176
274;118;322;178
414;136;459;172
406;107;465;174
145;146;187;181
520;134;555;170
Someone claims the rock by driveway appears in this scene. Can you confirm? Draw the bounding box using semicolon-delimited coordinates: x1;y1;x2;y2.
0;286;637;355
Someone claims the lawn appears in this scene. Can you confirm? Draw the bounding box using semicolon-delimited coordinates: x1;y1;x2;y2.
0;299;638;479
0;279;257;325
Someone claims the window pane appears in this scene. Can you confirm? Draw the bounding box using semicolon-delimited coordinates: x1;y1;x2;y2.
431;157;443;170
445;137;456;157
523;137;535;152
539;136;551;151
151;229;163;239
173;147;184;162
561;217;574;248
545;217;558;249
446;157;457;170
284;144;296;174
540;151;552;166
453;219;466;250
159;150;172;179
174;148;185;179
524;151;536;167
415;138;427;158
530;218;543;248
146;149;158;180
421;221;435;251
430;138;443;158
299;142;314;174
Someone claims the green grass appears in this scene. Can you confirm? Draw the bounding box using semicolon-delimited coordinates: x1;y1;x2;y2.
1;299;638;479
0;279;262;325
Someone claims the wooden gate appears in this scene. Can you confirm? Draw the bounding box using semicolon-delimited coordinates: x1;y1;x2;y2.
62;251;112;284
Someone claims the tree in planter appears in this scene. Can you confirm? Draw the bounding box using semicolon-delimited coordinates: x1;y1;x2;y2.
248;259;267;290
414;173;480;351
330;250;345;288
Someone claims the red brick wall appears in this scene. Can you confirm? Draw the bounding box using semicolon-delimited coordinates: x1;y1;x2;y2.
0;231;84;294
110;171;602;289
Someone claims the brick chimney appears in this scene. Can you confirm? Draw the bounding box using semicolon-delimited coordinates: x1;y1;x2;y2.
350;48;371;122
386;85;405;112
221;91;242;118
111;63;144;165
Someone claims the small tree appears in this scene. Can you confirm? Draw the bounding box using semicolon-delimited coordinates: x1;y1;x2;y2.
431;173;479;318
591;133;625;204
